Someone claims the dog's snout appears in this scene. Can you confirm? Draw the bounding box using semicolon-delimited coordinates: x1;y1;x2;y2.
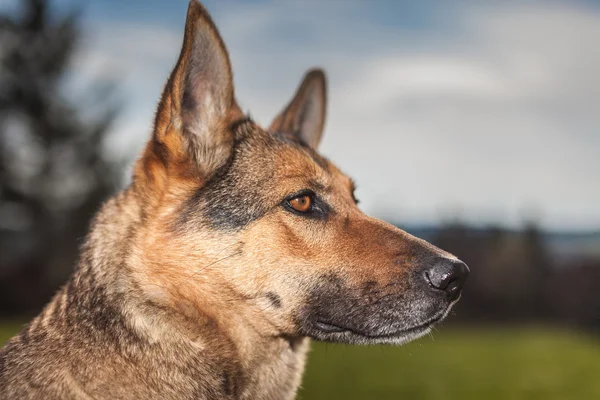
424;258;469;300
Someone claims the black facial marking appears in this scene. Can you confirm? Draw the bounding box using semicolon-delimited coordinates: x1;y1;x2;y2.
178;129;272;231
295;272;447;344
177;122;334;232
265;292;282;308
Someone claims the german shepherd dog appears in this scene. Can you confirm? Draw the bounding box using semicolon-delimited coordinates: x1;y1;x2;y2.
0;1;469;398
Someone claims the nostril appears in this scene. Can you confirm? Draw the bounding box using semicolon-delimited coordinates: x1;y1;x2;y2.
425;269;452;290
445;276;462;297
425;259;469;298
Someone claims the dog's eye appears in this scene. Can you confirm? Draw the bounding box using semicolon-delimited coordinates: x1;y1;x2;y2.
288;195;312;213
283;190;329;219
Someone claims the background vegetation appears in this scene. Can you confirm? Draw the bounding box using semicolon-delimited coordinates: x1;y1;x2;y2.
300;328;600;400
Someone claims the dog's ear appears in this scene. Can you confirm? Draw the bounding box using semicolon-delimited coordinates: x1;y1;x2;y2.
269;69;327;150
152;0;242;177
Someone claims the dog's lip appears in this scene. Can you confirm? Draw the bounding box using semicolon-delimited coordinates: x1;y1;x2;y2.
314;320;349;333
312;314;444;339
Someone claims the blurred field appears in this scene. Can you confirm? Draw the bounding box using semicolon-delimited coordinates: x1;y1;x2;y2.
299;327;600;400
0;321;25;347
1;323;599;399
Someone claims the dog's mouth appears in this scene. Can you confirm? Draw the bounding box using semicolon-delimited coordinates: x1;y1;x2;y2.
307;302;457;344
313;316;440;339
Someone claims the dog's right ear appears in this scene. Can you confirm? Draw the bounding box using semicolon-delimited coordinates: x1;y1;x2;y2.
149;0;242;180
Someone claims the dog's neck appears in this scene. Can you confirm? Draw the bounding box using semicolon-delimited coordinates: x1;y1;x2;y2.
70;186;310;399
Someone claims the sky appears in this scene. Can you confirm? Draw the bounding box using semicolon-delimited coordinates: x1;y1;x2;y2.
5;0;600;231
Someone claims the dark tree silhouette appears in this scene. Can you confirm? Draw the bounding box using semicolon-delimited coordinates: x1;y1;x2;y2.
431;221;554;322
0;0;120;315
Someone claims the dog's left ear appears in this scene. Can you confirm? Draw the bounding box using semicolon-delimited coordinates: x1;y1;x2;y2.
152;0;242;178
269;69;327;150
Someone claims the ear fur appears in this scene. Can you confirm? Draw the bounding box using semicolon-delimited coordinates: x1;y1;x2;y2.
269;69;327;150
152;0;243;177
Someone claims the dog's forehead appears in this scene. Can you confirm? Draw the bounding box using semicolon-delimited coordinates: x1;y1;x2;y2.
237;123;350;190
273;144;353;194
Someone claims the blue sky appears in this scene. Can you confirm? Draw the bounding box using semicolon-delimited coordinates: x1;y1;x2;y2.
5;0;600;231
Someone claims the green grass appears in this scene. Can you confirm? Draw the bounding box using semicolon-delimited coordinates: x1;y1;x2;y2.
0;320;26;347
299;327;600;400
2;323;599;399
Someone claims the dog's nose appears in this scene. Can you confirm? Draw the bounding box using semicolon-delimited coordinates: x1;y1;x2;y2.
425;258;469;300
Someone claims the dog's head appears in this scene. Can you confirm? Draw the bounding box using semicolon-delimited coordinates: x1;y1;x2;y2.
132;0;468;345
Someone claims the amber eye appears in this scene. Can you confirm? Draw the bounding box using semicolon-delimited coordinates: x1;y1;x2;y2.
288;195;312;213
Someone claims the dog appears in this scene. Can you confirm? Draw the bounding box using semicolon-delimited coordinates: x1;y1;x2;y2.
0;1;469;398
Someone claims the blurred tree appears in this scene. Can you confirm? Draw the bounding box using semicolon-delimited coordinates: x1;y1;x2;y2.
0;0;120;315
549;259;600;330
432;221;554;322
521;221;552;319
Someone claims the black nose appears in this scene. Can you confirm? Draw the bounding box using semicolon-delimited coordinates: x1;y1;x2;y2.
425;258;469;300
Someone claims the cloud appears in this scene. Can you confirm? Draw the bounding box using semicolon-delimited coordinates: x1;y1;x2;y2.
74;0;600;230
66;22;182;157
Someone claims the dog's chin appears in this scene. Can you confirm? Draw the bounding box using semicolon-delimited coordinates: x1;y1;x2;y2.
308;319;436;345
303;304;455;345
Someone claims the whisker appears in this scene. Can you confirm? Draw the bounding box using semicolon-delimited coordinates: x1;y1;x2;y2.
188;250;242;278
